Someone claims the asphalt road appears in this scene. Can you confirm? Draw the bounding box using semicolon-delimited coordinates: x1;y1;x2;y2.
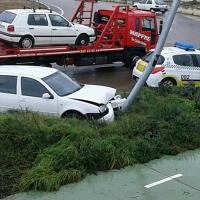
45;0;200;93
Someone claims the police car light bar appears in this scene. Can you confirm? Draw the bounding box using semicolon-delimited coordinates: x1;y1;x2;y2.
175;42;195;51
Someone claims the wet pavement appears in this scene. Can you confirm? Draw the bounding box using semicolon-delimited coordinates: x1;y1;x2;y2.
3;149;200;200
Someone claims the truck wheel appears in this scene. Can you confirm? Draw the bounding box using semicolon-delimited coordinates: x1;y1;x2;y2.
75;34;89;46
19;35;34;48
160;78;176;87
129;51;144;69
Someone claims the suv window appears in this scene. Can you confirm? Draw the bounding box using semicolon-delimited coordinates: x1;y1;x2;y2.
27;14;48;26
173;54;193;66
21;77;49;97
0;75;17;94
0;11;16;24
143;51;165;65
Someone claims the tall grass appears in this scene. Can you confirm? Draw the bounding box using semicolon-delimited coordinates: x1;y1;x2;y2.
1;86;200;198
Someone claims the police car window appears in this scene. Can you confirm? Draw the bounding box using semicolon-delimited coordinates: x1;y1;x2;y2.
173;54;193;66
0;75;17;94
196;54;200;66
142;18;155;31
143;51;165;64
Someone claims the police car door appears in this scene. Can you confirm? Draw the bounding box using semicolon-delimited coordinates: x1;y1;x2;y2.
172;54;200;86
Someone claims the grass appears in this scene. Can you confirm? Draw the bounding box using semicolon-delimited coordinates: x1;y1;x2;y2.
0;0;47;13
1;85;200;198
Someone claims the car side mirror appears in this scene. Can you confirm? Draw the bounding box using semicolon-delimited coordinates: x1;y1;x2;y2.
42;93;51;99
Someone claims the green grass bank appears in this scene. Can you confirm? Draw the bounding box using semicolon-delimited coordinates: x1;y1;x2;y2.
1;84;200;198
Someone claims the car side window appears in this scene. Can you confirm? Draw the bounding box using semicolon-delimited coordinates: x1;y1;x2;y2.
173;54;193;66
195;54;200;66
49;14;70;27
21;77;49;98
28;14;48;26
0;75;17;94
147;0;152;4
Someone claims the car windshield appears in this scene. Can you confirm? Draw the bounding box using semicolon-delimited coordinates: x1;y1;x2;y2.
42;71;83;96
155;0;166;5
0;11;16;24
142;51;165;65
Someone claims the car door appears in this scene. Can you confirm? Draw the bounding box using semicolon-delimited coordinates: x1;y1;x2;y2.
172;54;200;86
19;76;58;116
137;0;147;10
48;14;77;45
27;14;51;45
145;0;153;11
0;74;19;112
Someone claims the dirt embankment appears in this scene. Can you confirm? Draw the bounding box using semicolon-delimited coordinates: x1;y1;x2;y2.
0;0;47;13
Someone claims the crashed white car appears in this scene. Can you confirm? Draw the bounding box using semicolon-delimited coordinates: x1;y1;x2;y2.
0;9;96;48
0;65;126;122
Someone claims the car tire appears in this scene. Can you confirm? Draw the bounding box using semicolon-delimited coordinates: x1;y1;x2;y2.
134;6;138;10
62;111;85;120
160;78;176;87
19;35;34;48
129;51;144;69
75;34;89;46
150;8;154;12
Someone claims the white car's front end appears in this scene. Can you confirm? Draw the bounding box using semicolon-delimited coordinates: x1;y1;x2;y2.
73;23;96;43
58;84;126;123
133;59;164;87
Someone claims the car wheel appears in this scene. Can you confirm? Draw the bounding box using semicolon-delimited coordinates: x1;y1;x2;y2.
160;78;176;87
19;36;34;48
150;8;154;12
133;6;138;10
75;34;89;46
129;51;144;69
62;111;85;120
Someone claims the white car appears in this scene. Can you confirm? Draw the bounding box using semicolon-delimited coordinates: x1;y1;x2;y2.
0;9;96;48
133;0;168;13
0;65;126;122
133;42;200;87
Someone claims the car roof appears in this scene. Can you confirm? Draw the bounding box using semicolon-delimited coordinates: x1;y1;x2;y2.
0;65;58;78
150;47;200;55
4;9;57;15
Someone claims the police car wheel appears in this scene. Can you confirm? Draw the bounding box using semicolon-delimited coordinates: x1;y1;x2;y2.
160;78;176;87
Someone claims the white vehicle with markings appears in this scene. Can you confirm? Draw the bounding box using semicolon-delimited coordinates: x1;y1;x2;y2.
133;42;200;87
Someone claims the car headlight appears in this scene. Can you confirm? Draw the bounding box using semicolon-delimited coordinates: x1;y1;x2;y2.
99;104;108;113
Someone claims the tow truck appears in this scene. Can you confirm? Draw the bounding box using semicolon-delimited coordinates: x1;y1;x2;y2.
0;0;163;69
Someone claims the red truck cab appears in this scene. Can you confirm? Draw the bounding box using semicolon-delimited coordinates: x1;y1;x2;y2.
93;7;160;51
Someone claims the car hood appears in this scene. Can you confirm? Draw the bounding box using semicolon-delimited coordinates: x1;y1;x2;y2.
66;84;116;104
73;23;93;30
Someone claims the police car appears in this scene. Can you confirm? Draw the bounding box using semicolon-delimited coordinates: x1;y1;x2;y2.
132;42;200;87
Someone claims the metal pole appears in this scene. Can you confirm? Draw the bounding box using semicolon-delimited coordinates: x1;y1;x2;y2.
121;0;182;112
